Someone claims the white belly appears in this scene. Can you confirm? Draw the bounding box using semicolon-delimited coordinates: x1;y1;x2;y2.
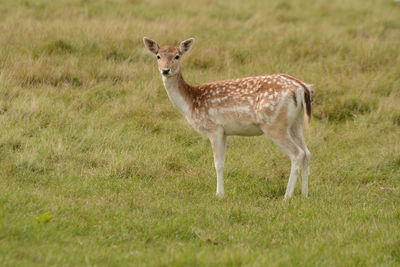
211;107;263;136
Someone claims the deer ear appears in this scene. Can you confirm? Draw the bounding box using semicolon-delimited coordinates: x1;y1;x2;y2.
179;38;195;55
143;37;159;55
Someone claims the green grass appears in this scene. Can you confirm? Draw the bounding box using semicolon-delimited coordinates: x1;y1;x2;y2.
1;0;400;265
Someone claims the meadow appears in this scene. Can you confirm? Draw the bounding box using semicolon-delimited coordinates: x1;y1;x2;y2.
0;0;399;265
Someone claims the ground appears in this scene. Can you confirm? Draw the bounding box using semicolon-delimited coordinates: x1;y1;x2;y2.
0;0;399;266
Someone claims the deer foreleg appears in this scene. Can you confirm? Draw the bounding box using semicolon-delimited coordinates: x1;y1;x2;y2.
209;128;227;198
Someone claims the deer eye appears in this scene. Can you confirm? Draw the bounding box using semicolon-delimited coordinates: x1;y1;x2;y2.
157;55;160;59
175;55;180;60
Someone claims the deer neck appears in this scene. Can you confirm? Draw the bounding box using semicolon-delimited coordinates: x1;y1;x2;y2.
161;72;194;118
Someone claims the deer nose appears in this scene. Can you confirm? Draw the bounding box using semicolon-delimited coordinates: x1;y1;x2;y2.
162;68;171;75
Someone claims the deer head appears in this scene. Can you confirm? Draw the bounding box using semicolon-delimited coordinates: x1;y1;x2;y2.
143;37;195;77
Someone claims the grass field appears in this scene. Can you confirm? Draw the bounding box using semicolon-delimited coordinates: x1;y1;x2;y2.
1;0;400;265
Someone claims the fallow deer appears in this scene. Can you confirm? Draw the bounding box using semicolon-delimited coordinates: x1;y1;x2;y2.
143;37;313;200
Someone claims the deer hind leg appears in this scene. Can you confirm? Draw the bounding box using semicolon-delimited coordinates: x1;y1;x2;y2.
208;127;227;198
261;125;305;200
289;118;310;197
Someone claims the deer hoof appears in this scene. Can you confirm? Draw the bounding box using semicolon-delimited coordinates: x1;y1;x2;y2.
216;192;224;198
